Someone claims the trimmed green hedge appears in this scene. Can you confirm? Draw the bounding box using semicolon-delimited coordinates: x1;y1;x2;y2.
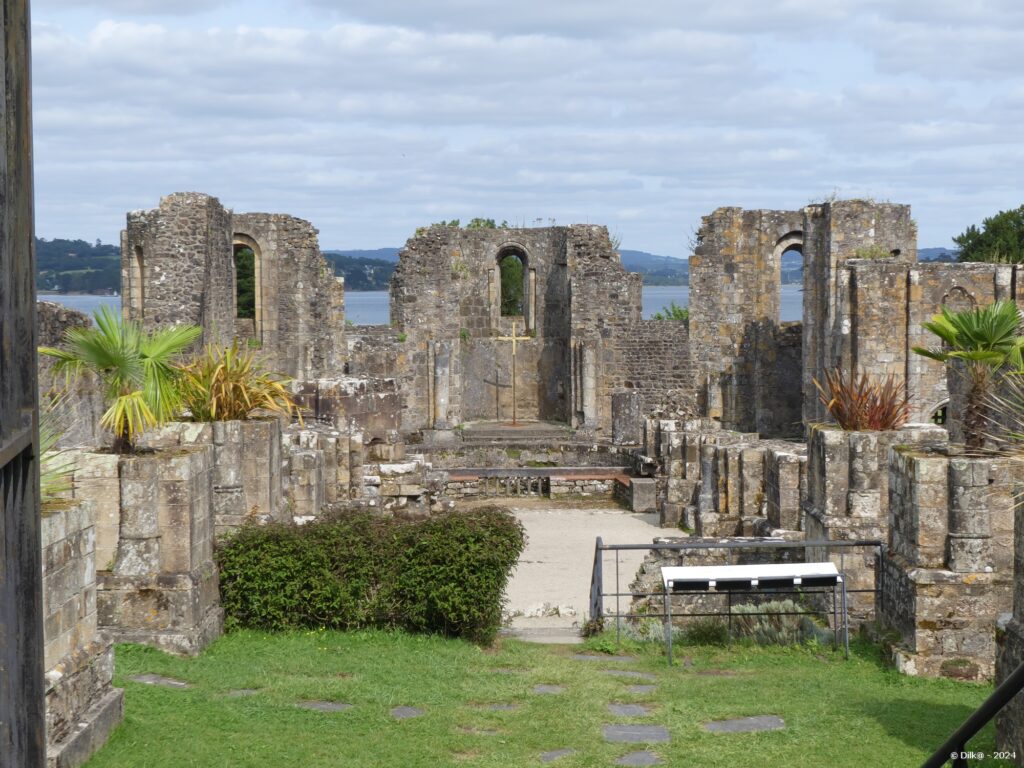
216;506;525;644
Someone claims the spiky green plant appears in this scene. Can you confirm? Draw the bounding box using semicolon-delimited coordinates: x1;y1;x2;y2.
912;300;1024;448
38;401;76;502
177;340;300;423
813;368;911;431
39;306;201;453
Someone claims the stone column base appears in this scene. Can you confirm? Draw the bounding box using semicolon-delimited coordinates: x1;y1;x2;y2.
880;555;1010;680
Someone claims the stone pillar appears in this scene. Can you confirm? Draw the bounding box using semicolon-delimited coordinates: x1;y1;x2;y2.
611;391;642;445
433;341;452;429
582;344;597;428
947;457;993;572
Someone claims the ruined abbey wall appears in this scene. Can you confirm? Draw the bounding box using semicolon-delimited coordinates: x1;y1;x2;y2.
380;224;668;437
123;194;346;381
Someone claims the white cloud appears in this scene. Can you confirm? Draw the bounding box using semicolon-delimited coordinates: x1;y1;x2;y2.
28;2;1024;254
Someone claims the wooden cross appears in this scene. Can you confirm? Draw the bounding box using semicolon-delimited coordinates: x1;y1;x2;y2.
495;320;530;425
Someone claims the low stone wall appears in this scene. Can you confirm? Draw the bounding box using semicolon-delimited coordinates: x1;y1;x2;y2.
72;446;223;655
422;442;629;470
142;419;285;536
630;536;807;622
879;447;1021;679
802;423;946;622
42;500;123;768
294;377;404;456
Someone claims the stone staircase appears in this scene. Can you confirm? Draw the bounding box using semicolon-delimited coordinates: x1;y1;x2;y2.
460;421;575;445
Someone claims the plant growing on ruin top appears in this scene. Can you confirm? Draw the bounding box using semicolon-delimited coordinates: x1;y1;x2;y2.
177;339;301;423
912;300;1024;448
40;306;201;453
813;368;911;431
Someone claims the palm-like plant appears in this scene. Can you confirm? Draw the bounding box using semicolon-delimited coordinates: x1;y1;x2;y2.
912;300;1024;448
40;306;201;453
177;340;300;423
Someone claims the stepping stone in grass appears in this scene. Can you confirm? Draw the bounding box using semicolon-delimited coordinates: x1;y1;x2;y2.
128;674;190;689
572;654;635;662
608;703;651;717
616;751;664;766
602;725;670;743
704;715;785;734
602;670;657;681
532;684;565;694
540;748;576;763
391;706;426;720
475;703;519;711
696;669;738;677
224;689;259;698
626;685;657;695
297;701;353;713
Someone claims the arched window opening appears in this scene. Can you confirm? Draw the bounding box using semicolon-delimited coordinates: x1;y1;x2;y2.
931;403;948;426
234;244;256;320
499;252;525;316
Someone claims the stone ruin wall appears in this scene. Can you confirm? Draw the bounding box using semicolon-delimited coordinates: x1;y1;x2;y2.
122;192;235;350
606;319;691;419
231;213;346;379
689;207;800;434
382;224;663;437
122;194;346;381
37;302;107;449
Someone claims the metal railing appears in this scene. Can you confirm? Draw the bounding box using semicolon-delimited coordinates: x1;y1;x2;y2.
588;537;883;653
921;659;1024;767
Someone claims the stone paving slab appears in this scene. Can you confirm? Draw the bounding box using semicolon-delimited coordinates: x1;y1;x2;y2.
391;706;426;719
224;689;259;698
608;703;651;716
704;715;785;733
572;654;635;662
128;674;190;689
603;724;670;743
532;684;565;694
476;703;519;711
616;751;664;766
540;749;576;763
296;701;353;712
602;670;657;681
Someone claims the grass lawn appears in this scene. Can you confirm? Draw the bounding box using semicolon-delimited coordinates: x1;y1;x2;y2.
85;630;1009;768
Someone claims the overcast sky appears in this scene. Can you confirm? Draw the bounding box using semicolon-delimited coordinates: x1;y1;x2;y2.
30;0;1024;255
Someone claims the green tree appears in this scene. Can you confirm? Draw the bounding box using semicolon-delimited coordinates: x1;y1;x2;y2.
499;254;524;316
912;300;1024;448
955;205;1024;263
234;246;256;319
652;301;689;321
466;218;497;229
40;306;201;453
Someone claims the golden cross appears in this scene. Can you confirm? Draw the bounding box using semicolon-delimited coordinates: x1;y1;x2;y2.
495;320;530;425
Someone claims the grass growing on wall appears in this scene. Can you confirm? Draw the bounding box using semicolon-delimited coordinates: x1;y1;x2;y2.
85;631;1007;768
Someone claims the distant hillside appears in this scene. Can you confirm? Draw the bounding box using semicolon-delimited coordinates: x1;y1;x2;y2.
919;247;957;262
322;251;396;291
36;237;120;293
327;248;400;264
618;250;688;285
325;246;690;287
